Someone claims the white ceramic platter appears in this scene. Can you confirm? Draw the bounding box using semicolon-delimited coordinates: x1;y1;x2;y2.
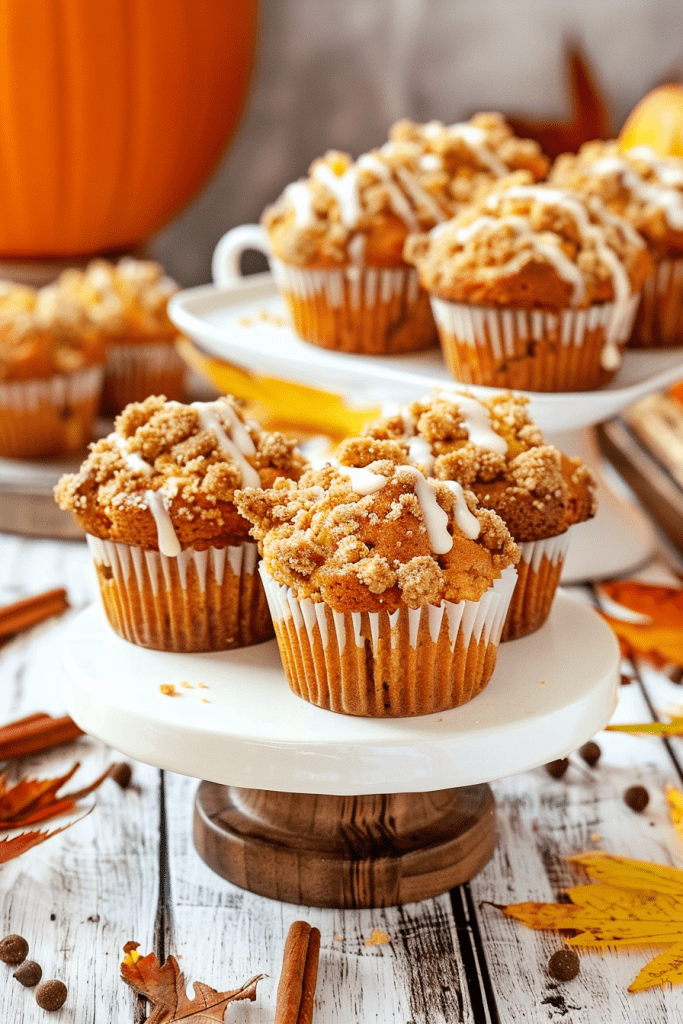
62;591;618;795
168;274;683;434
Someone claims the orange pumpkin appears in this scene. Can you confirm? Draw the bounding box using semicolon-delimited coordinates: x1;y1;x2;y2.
0;0;257;257
618;84;683;157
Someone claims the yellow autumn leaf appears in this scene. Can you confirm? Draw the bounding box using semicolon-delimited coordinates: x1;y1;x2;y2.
606;717;683;737
667;786;683;846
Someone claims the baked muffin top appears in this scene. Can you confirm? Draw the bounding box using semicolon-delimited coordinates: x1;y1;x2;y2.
363;390;596;542
550;141;683;256
262;113;549;269
404;173;653;314
0;280;105;382
54;394;307;553
234;435;518;613
53;257;179;341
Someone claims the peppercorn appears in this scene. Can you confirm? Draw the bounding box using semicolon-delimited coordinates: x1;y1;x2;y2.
547;947;580;981
578;741;601;767
0;933;28;965
13;960;42;987
35;979;67;1011
545;758;569;779
109;761;133;790
624;785;649;812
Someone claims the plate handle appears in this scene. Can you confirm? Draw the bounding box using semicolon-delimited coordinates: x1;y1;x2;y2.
212;224;271;288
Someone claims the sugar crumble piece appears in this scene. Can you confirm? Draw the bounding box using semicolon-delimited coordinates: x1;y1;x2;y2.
159;683;177;696
591;833;601;843
180;681;193;689
201;698;211;704
198;682;209;689
365;929;390;946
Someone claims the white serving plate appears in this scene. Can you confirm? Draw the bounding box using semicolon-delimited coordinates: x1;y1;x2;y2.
62;591;618;795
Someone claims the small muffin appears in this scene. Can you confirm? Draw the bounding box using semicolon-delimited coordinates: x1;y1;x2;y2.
54;257;187;413
0;280;105;458
262;113;548;355
551;140;683;346
55;394;307;652
363;390;596;639
235;437;518;717
404;173;653;391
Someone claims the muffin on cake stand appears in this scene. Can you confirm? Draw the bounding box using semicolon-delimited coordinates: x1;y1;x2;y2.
61;589;617;908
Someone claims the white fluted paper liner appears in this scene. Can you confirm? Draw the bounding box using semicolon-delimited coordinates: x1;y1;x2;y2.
0;365;102;411
259;563;517;717
501;532;571;642
630;255;683;347
430;295;641;390
0;365;104;457
102;338;186;412
270;257;436;354
87;536;272;652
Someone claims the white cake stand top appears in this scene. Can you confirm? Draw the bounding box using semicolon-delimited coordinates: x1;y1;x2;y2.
61;591;618;795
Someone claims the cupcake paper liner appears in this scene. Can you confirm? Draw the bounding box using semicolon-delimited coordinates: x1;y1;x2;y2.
271;258;437;354
629;255;683;348
87;536;273;652
101;338;187;414
260;564;517;717
501;532;571;642
0;365;103;458
430;296;641;391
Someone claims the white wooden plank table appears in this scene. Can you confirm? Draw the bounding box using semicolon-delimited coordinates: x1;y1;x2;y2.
1;528;683;1023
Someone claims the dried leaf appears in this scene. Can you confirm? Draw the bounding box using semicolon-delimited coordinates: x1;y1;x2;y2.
499;852;683;991
0;762;111;831
598;581;683;668
667;786;683;846
0;820;81;864
121;943;262;1024
606;714;683;737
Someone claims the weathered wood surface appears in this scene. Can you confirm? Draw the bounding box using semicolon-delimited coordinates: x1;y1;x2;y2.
1;530;683;1022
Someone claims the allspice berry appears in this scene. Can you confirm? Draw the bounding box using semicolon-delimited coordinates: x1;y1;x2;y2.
547;947;580;981
578;741;601;767
35;979;68;1012
109;761;133;790
14;960;42;987
545;758;569;779
624;785;649;812
0;933;29;965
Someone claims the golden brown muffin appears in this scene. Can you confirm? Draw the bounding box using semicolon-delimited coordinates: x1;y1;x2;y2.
235;438;518;716
363;390;596;639
55;394;307;652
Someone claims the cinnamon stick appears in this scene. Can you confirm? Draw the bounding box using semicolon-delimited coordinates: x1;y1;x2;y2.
0;588;69;641
0;715;83;760
275;921;321;1024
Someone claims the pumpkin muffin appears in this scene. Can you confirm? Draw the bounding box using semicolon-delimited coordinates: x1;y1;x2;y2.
262;113;548;355
54;257;187;413
55;394;307;652
363;389;596;640
234;437;518;717
404;173;653;391
0;280;105;458
551;140;683;346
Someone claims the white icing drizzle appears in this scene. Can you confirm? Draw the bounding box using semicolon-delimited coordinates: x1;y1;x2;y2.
145;489;181;557
338;465;390;495
113;436;154;477
407;436;435;474
357;153;420;230
588;149;683;231
443;480;481;539
419;153;443;172
443;122;508;176
312;163;362;229
284;181;316;228
393;165;447;225
400;466;453;554
437;392;508;454
191;401;260;488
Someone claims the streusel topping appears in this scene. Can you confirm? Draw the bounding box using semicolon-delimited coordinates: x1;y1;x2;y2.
405;172;652;309
235;437;518;613
363;390;596;541
550;141;683;255
263;113;548;268
55;395;306;553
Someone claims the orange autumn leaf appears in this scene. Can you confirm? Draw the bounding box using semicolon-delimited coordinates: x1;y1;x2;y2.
0;819;86;864
0;762;112;833
500;851;683;992
598;580;683;668
120;942;262;1024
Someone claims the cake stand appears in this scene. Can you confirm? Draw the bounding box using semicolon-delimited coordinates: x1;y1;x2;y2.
61;591;618;908
169;272;683;584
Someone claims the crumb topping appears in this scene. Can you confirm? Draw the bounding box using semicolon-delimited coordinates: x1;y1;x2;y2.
263;113;548;268
404;173;653;309
54;394;307;551
363;390;596;541
235;438;518;612
550;141;683;256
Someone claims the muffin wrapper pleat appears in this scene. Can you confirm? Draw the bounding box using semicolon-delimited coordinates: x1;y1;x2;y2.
0;365;103;457
260;564;517;717
430;296;641;391
629;256;683;348
101;338;186;413
271;258;437;354
87;536;273;652
501;532;571;642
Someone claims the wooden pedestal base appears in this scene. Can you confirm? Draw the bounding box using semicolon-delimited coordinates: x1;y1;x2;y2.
193;781;497;908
